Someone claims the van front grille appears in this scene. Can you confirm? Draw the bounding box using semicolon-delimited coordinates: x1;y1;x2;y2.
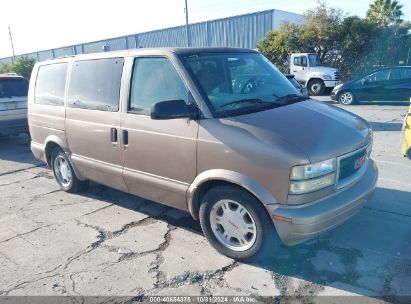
334;71;340;81
338;148;367;181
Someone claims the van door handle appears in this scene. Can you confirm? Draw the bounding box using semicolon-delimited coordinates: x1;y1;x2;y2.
122;130;128;146
110;128;118;144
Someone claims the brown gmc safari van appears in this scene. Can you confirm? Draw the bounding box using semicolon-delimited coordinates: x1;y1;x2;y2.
28;48;378;261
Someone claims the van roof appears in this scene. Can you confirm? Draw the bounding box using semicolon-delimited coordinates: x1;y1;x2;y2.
39;47;259;63
0;73;23;78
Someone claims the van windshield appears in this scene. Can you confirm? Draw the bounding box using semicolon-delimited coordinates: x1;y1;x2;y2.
180;53;307;118
0;78;29;98
308;54;320;67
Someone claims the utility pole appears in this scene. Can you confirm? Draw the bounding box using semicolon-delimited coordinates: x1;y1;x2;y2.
406;47;410;66
184;0;191;47
8;26;16;63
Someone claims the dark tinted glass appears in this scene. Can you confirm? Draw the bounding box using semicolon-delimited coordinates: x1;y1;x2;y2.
68;58;124;111
129;57;189;115
390;68;405;80
366;69;390;82
34;63;67;106
0;78;28;98
288;77;301;89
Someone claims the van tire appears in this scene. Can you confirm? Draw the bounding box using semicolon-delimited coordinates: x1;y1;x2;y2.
50;147;88;193
308;79;325;96
199;185;279;262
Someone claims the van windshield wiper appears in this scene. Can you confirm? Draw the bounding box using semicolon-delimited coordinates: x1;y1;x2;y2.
274;94;309;104
220;98;273;109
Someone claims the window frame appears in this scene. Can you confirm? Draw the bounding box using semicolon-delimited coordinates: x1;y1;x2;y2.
127;55;192;116
67;57;124;112
34;62;68;107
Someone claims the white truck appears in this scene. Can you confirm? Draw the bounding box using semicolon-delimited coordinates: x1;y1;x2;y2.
289;53;340;96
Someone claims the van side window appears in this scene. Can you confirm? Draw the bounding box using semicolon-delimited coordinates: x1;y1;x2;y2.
293;57;301;66
389;68;405;80
68;58;124;111
34;63;68;106
129;57;189;115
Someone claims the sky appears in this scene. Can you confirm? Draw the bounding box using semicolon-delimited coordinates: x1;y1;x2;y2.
0;0;410;58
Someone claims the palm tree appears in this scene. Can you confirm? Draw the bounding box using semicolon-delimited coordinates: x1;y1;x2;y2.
366;0;404;26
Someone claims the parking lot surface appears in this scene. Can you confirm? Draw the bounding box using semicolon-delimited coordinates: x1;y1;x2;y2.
0;99;410;301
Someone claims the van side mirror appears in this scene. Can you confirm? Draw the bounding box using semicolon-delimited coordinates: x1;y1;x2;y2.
362;78;369;85
151;99;199;120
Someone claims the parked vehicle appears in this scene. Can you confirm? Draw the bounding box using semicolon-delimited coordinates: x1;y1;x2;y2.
401;101;411;159
0;73;29;136
285;74;309;97
331;66;411;105
289;53;340;96
28;48;377;261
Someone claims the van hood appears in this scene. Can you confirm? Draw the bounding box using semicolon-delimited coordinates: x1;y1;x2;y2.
228;99;371;163
309;66;338;75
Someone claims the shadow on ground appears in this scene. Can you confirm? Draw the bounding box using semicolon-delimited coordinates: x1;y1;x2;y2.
0;135;44;174
77;184;411;301
369;121;404;131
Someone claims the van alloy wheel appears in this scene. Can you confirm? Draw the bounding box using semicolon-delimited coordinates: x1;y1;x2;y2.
339;92;354;105
210;199;257;251
53;155;72;187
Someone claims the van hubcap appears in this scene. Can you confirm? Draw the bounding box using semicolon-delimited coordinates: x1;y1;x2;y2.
210;199;257;251
340;92;353;104
311;83;321;93
54;155;72;187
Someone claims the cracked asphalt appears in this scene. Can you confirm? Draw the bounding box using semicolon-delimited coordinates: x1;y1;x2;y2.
0;99;410;302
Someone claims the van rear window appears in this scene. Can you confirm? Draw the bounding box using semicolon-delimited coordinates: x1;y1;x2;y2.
34;63;68;106
68;58;124;112
0;78;28;98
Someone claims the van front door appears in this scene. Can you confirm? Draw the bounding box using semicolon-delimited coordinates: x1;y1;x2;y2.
121;57;198;210
291;55;308;83
65;58;127;191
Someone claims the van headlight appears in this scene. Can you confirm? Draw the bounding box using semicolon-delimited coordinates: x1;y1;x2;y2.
322;74;332;80
289;159;336;195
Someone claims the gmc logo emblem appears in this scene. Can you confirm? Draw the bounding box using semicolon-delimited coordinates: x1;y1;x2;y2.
355;155;366;170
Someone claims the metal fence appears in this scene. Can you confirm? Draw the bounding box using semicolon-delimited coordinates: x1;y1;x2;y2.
0;9;303;64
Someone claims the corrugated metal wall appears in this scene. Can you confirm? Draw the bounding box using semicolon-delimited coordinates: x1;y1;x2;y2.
0;9;302;64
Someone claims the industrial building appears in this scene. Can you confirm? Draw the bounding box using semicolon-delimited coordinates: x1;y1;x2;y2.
0;8;302;64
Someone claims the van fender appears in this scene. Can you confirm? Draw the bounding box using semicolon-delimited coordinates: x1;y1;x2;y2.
186;169;278;218
43;135;87;181
305;71;328;83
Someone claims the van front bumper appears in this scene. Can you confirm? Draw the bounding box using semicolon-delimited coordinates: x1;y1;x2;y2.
266;160;378;246
324;80;340;88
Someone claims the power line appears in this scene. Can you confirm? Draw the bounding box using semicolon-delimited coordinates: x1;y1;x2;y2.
8;26;16;63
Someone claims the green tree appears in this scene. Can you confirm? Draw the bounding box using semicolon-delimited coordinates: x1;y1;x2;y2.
257;1;345;73
0;57;36;80
257;0;410;80
367;0;404;26
256;22;301;72
299;2;344;62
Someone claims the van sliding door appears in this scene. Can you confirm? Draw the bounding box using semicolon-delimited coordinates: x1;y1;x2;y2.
65;58;127;191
